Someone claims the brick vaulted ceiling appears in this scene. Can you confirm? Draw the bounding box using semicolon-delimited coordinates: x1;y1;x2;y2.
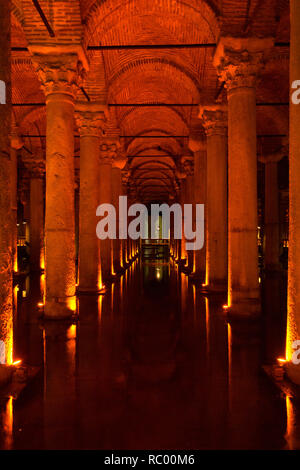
12;0;290;202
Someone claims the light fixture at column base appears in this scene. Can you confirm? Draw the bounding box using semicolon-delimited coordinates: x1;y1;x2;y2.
201;283;227;295
44;299;77;320
77;285;106;295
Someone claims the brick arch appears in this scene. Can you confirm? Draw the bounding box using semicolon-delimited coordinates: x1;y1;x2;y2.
12;0;25;26
84;0;220;47
107;57;201;99
119;106;189;138
20;0;83;45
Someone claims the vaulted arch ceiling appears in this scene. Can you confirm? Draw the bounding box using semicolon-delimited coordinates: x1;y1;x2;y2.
11;0;290;203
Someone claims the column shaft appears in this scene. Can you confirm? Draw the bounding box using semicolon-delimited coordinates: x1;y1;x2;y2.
192;150;206;280
79;135;101;291
264;161;280;270
30;176;44;272
227;86;259;311
203;120;228;290
0;2;12;363
45;93;76;317
99;161;113;280
286;0;300;382
112;166;125;274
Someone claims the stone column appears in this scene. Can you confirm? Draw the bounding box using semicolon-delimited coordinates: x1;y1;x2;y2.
176;164;187;266
182;158;194;273
10;125;23;273
121;170;129;267
75;103;106;293
214;37;273;316
29;160;45;272
0;1;12;364
112;153;127;275
99;137;117;281
199;105;228;292
259;149;285;272
32;52;86;318
286;0;300;383
188;136;207;281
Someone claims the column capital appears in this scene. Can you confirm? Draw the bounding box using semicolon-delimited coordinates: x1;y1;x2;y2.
99;140;119;164
25;158;46;179
181;156;194;176
188;134;206;153
75;102;107;137
199;104;228;136
258;144;288;164
10;122;23;150
31;52;87;100
121;169;130;187
213;37;274;93
113;151;127;170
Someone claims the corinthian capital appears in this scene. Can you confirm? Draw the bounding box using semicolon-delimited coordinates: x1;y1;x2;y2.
31;53;87;99
199;104;227;136
213;37;274;93
24;158;46;179
99;140;119;164
75;102;107;137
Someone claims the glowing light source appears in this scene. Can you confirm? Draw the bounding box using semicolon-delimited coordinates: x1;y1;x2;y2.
223;304;230;310
12;360;22;366
277;357;286;364
37;302;44;308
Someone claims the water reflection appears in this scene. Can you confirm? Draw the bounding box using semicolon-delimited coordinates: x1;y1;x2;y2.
0;262;298;449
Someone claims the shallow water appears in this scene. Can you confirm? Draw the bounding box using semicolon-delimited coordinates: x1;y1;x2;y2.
0;260;299;450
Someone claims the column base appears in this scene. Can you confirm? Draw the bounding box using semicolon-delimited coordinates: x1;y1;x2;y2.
285;361;300;386
201;282;227;295
77;285;106;295
44;298;77;320
181;265;193;275
188;272;205;283
223;298;261;319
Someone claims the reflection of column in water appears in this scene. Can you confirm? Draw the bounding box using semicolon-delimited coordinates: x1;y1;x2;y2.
285;396;300;450
76;296;101;448
43;323;77;449
205;298;229;447
0;397;13;450
180;272;188;316
227;320;261;448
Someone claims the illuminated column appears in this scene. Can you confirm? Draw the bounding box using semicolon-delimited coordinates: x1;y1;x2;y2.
214;37;273;315
29;161;45;272
188;136;207;280
182;158;194;273
75;103;106;293
121;170;129;267
0;2;12;364
99;136;117;281
199;105;228;291
112;153;127;274
259;149;285;272
286;0;300;383
10;124;23;273
32;52;86;317
176;165;187;266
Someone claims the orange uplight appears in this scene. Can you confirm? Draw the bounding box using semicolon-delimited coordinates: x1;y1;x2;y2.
223;304;230;310
37;302;44;308
12;360;22;366
277;357;286;364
